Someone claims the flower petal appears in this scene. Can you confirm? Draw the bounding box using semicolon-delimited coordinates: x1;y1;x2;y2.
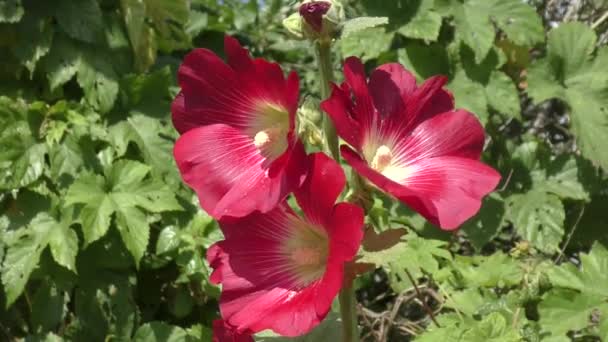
398;157;501;229
172;36;299;135
212;320;254;342
172;48;254;134
369;63;417;117
321;83;362;147
343;57;375;124
403;75;454;128
174;124;298;219
295;153;345;225
329;202;364;262
212;207;338;337
344;144;500;230
393;110;485;165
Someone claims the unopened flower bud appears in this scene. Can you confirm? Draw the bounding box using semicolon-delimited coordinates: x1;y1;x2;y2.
299;1;331;33
298;0;344;43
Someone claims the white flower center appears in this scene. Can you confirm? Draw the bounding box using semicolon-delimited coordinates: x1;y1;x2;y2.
252;125;288;161
370;145;393;172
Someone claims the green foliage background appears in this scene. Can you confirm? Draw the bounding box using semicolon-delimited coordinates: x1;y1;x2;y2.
0;0;607;341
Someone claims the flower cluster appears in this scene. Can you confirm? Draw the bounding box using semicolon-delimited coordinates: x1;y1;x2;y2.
172;35;500;340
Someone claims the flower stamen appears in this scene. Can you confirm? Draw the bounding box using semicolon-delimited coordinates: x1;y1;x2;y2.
370;145;393;172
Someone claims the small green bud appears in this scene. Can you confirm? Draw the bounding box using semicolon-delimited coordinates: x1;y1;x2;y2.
282;12;304;39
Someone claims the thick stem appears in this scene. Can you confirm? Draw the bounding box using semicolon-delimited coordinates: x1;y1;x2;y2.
338;284;358;342
315;40;340;160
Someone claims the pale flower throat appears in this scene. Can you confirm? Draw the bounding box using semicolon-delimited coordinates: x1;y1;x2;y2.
251;103;290;161
370;145;393;172
367;144;409;183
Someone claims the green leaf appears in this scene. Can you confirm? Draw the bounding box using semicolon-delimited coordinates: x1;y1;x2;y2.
398;41;449;80
1;213;55;307
0;99;47;190
31;281;64;333
48;221;78;272
48;135;85;181
548;242;608;298
447;0;543;63
133;322;190;342
538;289;606;338
65;160;180;264
526;23;608;171
0;140;46;190
454;252;523;288
11;11;54;75
536;155;590;201
484;0;544;47
417;312;521;341
72;270;138;341
341;17;388;38
566;88;608;172
64;173;113;245
120;67;173;118
339;27;393;62
396;0;442;41
108;114;175;175
121;0;157;71
0;0;23;23
506;190;565;253
156;225;180;255
547;22;596;79
461;312;521;342
41;34;81;90
115;206;150;266
452;2;495;63
360;235;451;291
485;71;521;119
144;0;190;52
55;0;104;43
76;52;119;114
526;59;566;103
448;70;489;124
461;193;505;251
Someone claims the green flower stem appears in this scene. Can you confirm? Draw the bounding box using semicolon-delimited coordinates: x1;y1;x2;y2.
338;283;359;342
315;40;340;161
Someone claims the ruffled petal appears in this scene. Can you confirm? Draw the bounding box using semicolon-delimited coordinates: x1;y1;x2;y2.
225;35;254;73
403;75;454;128
173;48;253;133
211;207;337;337
295;153;345;225
172;36;299;136
369;63;417;117
321;83;361;148
344;144;500;230
343;57;375;124
393;110;485;165
397;157;501;229
328;202;365;260
173;124;299;219
212;320;254;342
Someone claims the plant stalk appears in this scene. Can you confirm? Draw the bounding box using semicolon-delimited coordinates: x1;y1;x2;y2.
315;40;340;161
338;283;359;342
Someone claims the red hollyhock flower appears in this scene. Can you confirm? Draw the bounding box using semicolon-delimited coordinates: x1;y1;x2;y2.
212;320;253;342
321;57;501;230
172;36;308;219
207;153;364;337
